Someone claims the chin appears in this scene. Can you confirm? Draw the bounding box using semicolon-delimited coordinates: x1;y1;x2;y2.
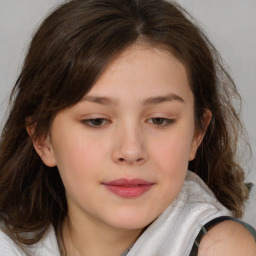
104;211;157;231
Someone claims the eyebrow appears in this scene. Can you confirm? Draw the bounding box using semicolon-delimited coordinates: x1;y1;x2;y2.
82;95;117;105
82;93;185;106
142;94;184;105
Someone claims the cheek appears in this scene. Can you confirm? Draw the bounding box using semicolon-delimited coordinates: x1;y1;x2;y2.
152;133;193;174
150;135;193;206
52;135;107;191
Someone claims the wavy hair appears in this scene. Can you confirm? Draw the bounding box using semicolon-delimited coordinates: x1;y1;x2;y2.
0;0;249;253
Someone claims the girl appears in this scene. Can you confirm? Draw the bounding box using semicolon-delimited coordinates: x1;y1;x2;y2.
0;0;255;255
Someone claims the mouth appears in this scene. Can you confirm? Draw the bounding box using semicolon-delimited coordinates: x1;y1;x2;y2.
102;179;155;198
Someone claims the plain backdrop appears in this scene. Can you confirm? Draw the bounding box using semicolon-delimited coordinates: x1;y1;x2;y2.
0;0;255;227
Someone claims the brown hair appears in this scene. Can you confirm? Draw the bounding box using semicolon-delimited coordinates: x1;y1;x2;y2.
0;0;249;253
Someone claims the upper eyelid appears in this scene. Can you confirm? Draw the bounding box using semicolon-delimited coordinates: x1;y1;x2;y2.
147;117;175;124
81;118;111;128
81;117;174;120
81;117;109;122
80;117;175;121
81;117;175;127
81;119;177;130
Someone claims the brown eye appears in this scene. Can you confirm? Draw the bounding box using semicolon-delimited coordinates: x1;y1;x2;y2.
152;118;165;125
81;118;110;128
148;118;175;127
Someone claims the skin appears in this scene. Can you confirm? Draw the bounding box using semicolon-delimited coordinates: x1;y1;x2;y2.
198;220;256;256
31;44;255;255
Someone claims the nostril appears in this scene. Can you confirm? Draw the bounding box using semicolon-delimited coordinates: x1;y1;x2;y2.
118;157;144;163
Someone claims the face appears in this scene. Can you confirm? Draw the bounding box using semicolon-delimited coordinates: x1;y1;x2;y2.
35;44;207;232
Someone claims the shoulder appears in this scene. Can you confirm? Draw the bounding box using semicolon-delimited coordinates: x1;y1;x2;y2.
198;220;256;256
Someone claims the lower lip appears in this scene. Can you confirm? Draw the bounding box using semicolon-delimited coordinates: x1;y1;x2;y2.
103;184;153;198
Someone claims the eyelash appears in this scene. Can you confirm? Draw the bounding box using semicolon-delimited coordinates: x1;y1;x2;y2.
147;118;175;127
81;118;175;128
81;118;111;128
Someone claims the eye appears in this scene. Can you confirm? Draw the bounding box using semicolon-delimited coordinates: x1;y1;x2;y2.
81;118;110;128
147;118;175;127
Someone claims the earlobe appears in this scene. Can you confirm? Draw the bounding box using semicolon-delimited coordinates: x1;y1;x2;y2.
26;124;57;167
189;109;212;161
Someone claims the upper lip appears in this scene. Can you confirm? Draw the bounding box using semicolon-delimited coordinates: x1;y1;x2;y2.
102;179;154;186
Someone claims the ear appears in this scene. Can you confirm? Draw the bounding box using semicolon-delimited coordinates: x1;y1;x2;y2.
189;109;212;161
26;123;57;167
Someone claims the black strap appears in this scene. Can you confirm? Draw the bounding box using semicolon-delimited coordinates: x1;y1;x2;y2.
189;216;256;256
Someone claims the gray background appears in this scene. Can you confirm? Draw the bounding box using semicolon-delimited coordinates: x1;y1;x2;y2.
0;1;255;226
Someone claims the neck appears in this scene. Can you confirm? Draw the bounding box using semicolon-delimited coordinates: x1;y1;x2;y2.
62;214;143;256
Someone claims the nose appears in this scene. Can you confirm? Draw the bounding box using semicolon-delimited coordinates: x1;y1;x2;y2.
111;124;148;166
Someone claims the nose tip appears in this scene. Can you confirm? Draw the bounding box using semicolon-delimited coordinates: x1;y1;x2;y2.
112;133;147;166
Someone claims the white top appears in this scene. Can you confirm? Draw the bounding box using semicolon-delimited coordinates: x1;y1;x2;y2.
0;171;231;256
0;224;59;256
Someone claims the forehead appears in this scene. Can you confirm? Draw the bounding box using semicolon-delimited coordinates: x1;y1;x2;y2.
84;43;193;105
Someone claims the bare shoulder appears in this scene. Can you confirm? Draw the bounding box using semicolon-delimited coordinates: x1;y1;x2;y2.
198;220;256;256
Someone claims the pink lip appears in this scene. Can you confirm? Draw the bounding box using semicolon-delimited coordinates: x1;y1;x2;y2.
102;179;155;198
